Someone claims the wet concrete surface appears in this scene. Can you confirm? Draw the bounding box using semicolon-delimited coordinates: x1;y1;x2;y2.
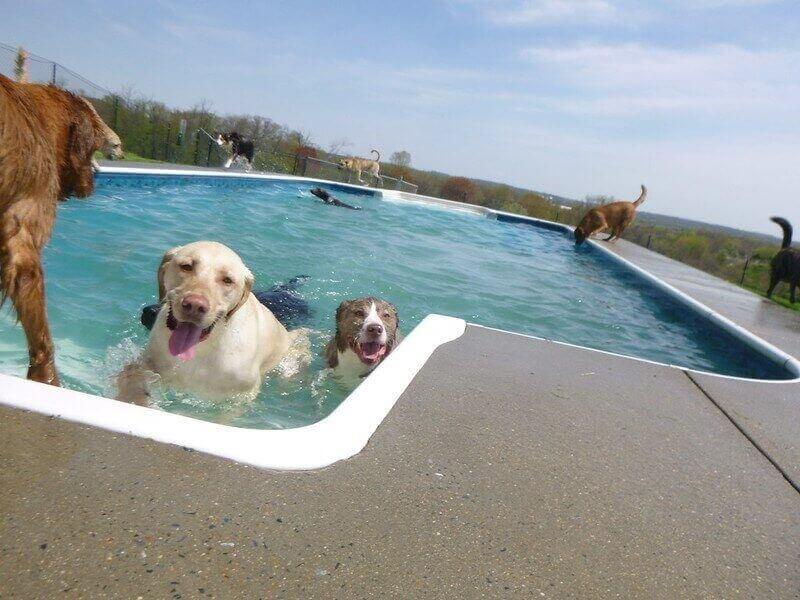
601;239;800;490
1;327;798;598
2;172;800;597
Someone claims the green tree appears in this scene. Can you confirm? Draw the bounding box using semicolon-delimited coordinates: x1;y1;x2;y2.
389;150;412;168
440;177;479;204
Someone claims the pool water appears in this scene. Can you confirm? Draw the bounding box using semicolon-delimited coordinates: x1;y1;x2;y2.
0;175;791;429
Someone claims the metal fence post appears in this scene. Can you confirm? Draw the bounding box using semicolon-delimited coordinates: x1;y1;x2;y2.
112;96;120;130
51;63;56;85
646;233;652;249
164;122;172;161
292;153;299;175
206;141;213;167
740;256;751;285
193;133;200;165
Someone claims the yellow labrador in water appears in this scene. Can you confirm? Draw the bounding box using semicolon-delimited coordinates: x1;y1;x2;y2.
117;241;308;405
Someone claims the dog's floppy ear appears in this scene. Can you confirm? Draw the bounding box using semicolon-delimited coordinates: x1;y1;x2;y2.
226;270;254;319
157;247;179;302
334;300;352;352
386;303;400;351
67;110;97;198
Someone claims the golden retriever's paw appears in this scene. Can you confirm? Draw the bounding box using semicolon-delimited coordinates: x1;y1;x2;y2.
27;362;60;387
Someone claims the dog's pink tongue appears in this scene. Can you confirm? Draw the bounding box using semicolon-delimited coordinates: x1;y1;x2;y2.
168;322;203;361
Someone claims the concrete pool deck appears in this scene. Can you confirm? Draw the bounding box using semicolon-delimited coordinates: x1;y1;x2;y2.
1;166;799;597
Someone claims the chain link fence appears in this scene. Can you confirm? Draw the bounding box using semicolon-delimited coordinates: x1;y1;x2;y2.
0;43;418;192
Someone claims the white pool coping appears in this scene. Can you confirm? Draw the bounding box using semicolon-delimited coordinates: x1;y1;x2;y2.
0;315;466;470
1;166;798;472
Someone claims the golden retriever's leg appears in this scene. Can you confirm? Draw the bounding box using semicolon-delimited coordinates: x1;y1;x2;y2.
116;363;158;406
1;214;58;385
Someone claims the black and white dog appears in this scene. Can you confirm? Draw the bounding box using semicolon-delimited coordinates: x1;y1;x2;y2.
216;132;255;170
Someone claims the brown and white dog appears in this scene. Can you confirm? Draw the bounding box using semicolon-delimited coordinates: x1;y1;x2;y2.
325;297;400;378
0;74;123;385
338;149;382;187
574;184;647;245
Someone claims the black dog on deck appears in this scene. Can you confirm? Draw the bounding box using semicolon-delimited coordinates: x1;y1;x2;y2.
141;276;311;331
767;217;800;304
216;132;255;170
310;187;361;210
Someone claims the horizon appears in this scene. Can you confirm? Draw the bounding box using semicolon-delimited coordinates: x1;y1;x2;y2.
2;0;799;236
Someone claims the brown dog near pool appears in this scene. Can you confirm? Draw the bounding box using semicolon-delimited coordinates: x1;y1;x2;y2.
574;185;647;245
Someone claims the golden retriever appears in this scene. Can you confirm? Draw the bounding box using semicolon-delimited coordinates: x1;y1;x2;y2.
0;74;123;385
117;241;308;405
574;185;647;245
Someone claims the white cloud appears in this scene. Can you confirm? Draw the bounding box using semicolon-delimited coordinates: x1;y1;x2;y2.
683;0;781;7
484;0;616;24
520;43;800;115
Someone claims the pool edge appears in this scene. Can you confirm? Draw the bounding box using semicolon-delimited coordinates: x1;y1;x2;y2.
1;166;797;472
0;315;466;470
387;189;800;383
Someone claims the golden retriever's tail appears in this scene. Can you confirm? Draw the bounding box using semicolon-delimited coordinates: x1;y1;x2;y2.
633;184;647;207
371;149;381;163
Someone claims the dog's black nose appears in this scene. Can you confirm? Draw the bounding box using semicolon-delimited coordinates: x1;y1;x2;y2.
366;323;383;335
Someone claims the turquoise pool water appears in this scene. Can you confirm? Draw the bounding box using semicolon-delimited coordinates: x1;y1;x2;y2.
0;174;791;429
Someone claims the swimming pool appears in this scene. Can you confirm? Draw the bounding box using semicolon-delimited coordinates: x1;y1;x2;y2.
0;172;795;432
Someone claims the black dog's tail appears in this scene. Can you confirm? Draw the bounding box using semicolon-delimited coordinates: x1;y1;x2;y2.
771;216;793;249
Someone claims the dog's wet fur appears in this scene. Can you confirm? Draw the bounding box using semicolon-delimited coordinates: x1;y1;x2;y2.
767;217;800;303
574;185;647;245
310;187;361;210
325;297;399;376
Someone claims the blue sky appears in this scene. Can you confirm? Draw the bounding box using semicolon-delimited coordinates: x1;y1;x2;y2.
2;0;799;234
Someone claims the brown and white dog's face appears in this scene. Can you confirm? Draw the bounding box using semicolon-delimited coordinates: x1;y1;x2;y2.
157;241;253;361
334;297;399;368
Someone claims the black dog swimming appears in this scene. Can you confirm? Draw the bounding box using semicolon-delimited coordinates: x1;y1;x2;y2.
767;217;800;304
140;276;311;331
310;187;361;210
216;132;255;170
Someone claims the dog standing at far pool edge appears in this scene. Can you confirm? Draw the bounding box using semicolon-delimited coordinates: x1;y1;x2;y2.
338;150;382;186
326;297;400;378
216;132;255;170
